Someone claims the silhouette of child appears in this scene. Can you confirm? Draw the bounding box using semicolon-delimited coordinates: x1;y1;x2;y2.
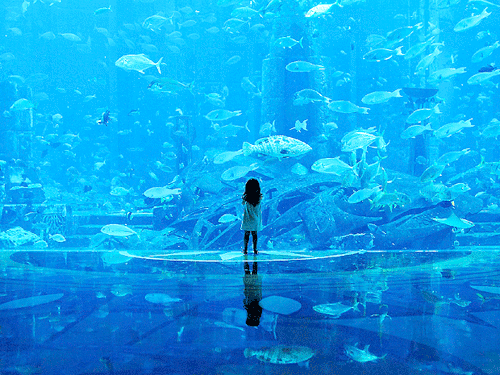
241;178;262;255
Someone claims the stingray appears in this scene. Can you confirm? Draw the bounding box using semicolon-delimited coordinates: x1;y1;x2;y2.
0;293;64;310
433;212;474;229
259;296;302;315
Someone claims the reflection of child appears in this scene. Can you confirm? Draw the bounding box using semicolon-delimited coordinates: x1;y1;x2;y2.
241;178;263;255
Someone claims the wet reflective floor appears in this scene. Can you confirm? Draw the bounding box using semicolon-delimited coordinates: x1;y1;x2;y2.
0;247;498;374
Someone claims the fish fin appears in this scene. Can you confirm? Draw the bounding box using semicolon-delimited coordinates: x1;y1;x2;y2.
242;142;253;156
155;57;163;74
243;348;253;358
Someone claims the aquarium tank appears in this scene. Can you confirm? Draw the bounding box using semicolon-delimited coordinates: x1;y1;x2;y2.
0;0;500;373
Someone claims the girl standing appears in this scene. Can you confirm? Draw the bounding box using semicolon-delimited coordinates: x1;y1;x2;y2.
241;178;262;255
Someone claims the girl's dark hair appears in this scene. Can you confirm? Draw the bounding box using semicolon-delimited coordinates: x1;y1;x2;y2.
242;178;262;206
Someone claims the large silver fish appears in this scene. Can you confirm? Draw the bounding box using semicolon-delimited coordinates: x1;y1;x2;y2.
115;54;163;74
244;345;315;364
243;135;312;159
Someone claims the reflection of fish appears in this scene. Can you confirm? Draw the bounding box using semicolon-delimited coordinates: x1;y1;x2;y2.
244;345;315;364
313;302;360;318
145;293;181;304
345;343;386;363
100;356;114;373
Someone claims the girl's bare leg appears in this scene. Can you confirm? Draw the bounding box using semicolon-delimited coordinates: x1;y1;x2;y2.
243;231;250;254
252;231;258;254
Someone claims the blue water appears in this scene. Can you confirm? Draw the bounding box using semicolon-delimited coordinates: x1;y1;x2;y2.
2;0;500;373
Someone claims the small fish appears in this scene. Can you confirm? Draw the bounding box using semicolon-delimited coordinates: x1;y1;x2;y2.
328;100;369;114
291;163;308;175
286;61;325;72
10;98;35;111
274;36;303;48
205;109;242;122
128;109;140;116
290;119;308;132
361;89;402;105
221;164;259;181
94;6;111;15
401;123;433;139
420;163;446;183
454;8;491;32
305;2;342;18
97;110;110;126
259;120;277;136
49;234;66;243
363;47;403;62
101;224;138;237
311;157;355;175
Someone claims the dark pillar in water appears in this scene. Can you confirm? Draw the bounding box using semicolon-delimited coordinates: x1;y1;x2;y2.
261;57;285;131
309;55;330;138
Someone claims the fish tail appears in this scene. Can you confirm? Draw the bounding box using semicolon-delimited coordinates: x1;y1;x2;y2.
393;88;403;97
242;142;253;156
243;348;253;358
188;80;196;96
360;106;369;115
155;57;163;74
395;46;404;56
299;37;304;48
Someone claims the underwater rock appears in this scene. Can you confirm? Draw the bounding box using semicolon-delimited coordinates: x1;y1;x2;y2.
301;189;380;246
9;184;45;204
0;226;40;248
331;232;374;250
374;205;455;249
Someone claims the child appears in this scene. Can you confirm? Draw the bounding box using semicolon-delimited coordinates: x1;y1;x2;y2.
241;178;262;255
